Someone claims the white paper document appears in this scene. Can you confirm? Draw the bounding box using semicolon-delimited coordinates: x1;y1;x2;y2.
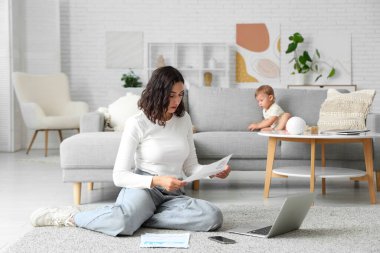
183;154;233;183
140;233;190;248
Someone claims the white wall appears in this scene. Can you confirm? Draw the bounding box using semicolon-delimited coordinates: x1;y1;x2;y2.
12;0;26;151
24;0;61;73
8;0;380;149
0;0;12;151
12;0;62;150
57;0;380;112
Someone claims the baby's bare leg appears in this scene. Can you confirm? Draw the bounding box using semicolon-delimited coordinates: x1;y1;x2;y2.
275;113;291;130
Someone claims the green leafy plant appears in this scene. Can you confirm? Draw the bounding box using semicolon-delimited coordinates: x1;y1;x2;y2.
121;70;142;88
286;32;335;82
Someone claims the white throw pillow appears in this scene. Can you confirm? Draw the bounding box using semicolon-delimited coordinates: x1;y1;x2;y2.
97;107;113;131
108;92;141;131
318;89;376;131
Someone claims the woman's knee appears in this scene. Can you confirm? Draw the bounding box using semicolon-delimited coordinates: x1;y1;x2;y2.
76;189;156;237
75;205;130;236
202;203;223;231
116;188;153;206
109;205;145;236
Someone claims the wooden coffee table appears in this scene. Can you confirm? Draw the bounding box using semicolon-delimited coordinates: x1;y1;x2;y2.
258;130;379;204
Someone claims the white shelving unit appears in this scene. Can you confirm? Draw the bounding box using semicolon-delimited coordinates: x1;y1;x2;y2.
287;84;357;91
147;43;230;88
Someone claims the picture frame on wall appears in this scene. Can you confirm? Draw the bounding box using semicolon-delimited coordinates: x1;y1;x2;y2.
236;23;281;86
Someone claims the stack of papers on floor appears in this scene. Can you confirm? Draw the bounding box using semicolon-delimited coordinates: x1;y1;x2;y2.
140;233;190;248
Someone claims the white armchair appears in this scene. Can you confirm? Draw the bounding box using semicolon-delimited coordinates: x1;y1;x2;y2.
13;72;89;156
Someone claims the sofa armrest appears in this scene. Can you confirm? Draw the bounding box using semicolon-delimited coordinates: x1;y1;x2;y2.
80;112;105;132
366;113;380;133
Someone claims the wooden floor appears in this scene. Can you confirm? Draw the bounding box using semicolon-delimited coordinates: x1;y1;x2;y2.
1;149;378;251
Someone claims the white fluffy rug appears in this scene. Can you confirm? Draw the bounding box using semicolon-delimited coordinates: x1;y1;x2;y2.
6;205;380;253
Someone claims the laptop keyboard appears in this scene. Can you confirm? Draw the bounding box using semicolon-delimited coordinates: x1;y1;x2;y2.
248;226;272;235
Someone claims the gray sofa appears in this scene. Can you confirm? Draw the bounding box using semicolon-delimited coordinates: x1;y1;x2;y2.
61;86;380;204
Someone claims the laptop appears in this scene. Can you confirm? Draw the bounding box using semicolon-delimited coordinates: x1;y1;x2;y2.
228;193;314;238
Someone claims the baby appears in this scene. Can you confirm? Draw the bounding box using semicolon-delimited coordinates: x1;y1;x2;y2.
248;85;291;131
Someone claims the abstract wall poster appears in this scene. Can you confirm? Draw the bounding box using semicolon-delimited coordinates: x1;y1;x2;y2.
106;31;144;68
283;32;351;85
236;23;281;85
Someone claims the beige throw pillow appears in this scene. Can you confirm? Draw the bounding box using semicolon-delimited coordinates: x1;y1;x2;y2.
317;89;376;131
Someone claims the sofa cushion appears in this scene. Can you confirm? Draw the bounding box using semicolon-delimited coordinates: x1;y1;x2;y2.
189;86;262;132
60;132;123;169
193;131;280;160
275;89;328;126
189;86;328;132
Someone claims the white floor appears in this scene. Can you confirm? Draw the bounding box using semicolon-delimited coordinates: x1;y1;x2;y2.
1;149;378;251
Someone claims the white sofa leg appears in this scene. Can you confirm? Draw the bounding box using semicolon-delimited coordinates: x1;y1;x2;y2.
73;182;82;205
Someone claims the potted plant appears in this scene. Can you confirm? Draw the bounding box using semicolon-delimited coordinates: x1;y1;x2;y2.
121;70;142;88
285;32;335;83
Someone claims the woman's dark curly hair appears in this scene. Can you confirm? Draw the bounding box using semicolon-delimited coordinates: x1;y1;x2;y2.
138;66;185;126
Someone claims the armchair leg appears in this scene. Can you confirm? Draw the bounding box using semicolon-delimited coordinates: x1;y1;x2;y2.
376;171;380;192
44;130;49;157
27;128;79;156
26;130;39;155
73;182;82;205
57;130;63;142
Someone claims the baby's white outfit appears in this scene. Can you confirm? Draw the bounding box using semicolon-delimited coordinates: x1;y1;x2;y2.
263;103;284;129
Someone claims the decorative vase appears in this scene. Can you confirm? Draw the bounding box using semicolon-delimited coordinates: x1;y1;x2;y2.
156;55;166;68
204;72;213;87
294;73;305;85
208;58;217;69
294;73;312;85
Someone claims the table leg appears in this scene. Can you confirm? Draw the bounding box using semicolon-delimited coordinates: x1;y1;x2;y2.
321;143;326;195
263;137;277;198
310;139;316;192
363;138;376;204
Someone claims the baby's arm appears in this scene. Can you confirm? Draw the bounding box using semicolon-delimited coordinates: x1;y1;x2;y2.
248;116;278;131
274;112;291;130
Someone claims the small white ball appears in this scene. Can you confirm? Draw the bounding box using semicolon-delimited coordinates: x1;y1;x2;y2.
286;117;306;135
